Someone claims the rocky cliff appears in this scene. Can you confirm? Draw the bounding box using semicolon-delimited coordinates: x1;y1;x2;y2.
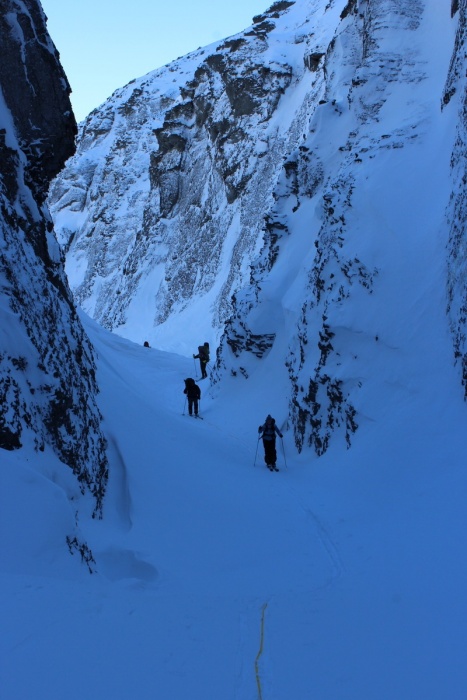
49;0;331;346
0;0;107;514
50;0;466;457
446;0;467;397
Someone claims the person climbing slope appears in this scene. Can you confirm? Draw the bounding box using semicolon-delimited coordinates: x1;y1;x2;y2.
183;378;201;417
193;342;210;379
258;415;283;471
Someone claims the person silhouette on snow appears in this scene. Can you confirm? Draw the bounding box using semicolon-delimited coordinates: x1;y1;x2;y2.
258;415;283;470
184;378;201;416
193;342;210;379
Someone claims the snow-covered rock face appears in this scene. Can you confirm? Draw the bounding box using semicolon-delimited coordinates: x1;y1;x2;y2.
51;0;465;457
215;0;466;456
445;0;467;397
0;0;108;514
49;0;330;346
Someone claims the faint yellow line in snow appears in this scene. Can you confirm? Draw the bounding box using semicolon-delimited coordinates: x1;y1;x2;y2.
255;602;268;700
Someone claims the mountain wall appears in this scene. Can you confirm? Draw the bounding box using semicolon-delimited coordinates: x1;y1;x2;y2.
446;0;467;397
49;0;339;349
0;0;107;514
50;0;466;457
221;0;466;454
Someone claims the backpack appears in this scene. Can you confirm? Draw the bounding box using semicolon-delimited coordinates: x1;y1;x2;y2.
197;344;210;362
262;417;276;437
184;378;200;399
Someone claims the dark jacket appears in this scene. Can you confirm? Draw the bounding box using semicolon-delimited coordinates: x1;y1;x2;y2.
259;417;282;440
184;378;201;400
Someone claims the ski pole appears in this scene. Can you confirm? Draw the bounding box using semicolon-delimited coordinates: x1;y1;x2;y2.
254;437;261;466
182;397;187;415
193;356;198;377
281;437;288;469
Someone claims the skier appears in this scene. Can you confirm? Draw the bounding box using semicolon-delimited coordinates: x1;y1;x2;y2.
183;378;201;417
193;342;210;379
258;415;283;471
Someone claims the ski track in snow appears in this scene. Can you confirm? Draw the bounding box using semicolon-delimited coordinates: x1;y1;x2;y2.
3;309;467;699
298;502;345;588
80;318;348;698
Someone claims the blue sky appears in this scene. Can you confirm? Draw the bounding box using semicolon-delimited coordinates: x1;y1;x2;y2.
40;0;270;122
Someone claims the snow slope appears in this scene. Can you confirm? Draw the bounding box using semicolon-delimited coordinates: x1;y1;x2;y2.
2;309;467;699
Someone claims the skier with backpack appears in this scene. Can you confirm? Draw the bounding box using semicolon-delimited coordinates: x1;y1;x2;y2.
193;342;210;379
258;415;283;471
183;378;201;417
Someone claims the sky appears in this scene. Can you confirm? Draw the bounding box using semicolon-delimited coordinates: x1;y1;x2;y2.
40;0;270;122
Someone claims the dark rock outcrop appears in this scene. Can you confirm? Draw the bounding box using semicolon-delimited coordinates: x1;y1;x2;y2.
0;0;108;515
0;0;76;203
446;0;467;396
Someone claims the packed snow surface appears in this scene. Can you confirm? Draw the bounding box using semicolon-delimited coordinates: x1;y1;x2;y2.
1;310;467;699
